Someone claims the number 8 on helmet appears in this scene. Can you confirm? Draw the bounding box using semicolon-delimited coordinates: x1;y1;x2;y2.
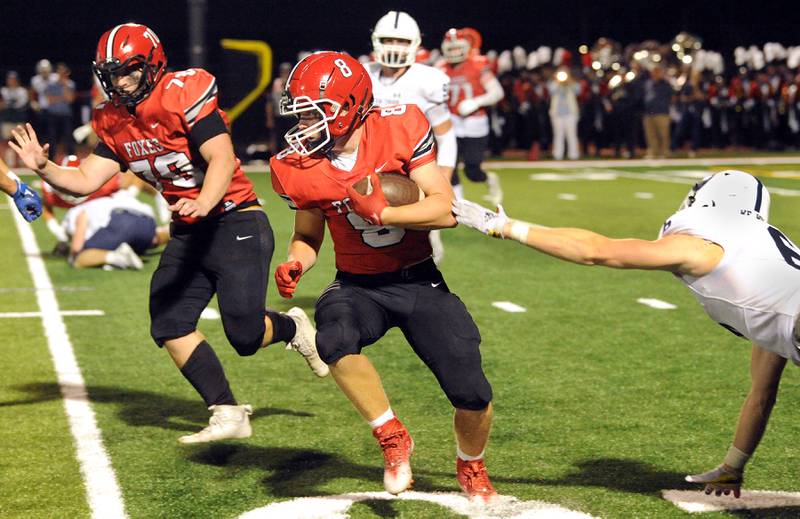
279;52;374;156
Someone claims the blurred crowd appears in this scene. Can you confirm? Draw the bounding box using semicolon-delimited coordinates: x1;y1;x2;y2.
451;34;800;159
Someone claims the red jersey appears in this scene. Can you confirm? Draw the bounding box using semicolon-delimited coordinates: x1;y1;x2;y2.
439;56;491;117
270;104;436;275
92;68;257;224
42;173;122;209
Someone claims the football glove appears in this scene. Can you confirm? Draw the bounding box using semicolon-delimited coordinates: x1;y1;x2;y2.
451;199;508;238
275;260;303;299
12;179;43;222
685;464;743;498
345;172;388;226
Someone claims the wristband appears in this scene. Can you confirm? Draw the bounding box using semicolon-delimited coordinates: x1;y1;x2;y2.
723;445;750;470
507;220;529;243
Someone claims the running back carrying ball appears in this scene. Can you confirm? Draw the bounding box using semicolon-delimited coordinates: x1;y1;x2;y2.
352;172;423;207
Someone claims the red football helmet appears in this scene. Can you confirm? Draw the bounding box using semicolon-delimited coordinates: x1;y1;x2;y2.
442;28;474;64
461;28;483;55
92;23;167;106
280;51;373;156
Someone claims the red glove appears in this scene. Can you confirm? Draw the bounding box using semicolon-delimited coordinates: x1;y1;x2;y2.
345;172;388;226
274;260;303;298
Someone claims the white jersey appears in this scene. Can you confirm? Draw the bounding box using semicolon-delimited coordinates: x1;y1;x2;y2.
63;191;155;241
367;62;451;127
450;113;490;138
660;207;800;363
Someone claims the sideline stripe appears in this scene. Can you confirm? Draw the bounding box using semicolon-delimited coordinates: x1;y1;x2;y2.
0;310;105;318
11;209;127;518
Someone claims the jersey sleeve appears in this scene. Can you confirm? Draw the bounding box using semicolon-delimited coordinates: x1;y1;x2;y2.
91;103;123;164
174;69;221;130
269;156;301;210
473;55;492;75
402;105;437;172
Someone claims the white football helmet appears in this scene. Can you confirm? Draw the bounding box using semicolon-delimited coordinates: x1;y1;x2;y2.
678;170;770;221
371;11;421;68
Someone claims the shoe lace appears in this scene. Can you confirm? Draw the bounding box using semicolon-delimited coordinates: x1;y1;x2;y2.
378;430;409;467
461;461;494;493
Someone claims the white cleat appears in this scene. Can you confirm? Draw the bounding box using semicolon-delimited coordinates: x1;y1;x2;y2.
482;171;503;206
286;307;329;377
178;404;253;444
106;242;143;270
429;229;444;265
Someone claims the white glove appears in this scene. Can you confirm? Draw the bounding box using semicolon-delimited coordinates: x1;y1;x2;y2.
452;199;507;237
685;464;743;498
46;217;69;242
457;98;480;117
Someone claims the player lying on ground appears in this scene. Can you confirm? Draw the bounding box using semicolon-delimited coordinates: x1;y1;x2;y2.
10;23;328;444
0;157;41;221
62;189;168;270
453;170;800;498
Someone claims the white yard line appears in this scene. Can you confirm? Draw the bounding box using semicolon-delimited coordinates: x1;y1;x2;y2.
637;298;677;310
240;491;596;518
662;489;800;513
11;209;127;518
0;310;105;318
200;307;220;320
492;301;527;313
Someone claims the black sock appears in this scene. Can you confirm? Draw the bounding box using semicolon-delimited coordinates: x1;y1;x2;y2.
264;310;297;344
180;341;237;406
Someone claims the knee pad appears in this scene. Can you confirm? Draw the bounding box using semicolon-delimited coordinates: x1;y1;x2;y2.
442;371;493;410
438;364;492;411
316;320;361;364
224;318;266;357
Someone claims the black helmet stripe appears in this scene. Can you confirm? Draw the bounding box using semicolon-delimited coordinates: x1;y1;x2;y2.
754;177;764;212
106;24;124;59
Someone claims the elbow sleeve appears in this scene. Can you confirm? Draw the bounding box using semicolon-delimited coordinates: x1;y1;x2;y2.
434;126;457;168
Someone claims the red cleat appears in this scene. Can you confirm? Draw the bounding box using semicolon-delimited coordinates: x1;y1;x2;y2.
372;417;414;494
457;457;498;504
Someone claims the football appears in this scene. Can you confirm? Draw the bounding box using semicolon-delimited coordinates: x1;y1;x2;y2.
351;172;423;207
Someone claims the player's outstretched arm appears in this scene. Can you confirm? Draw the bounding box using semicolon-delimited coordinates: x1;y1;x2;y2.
686;344;787;497
453;199;719;275
9;123;120;196
0;158;17;195
1;157;43;221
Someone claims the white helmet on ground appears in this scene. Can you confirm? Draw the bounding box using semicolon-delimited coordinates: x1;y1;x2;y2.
678;170;770;221
371;11;421;68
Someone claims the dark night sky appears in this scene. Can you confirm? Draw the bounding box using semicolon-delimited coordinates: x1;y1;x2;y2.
4;0;799;90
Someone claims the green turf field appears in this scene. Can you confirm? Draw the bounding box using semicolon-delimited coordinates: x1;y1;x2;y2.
2;162;799;518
